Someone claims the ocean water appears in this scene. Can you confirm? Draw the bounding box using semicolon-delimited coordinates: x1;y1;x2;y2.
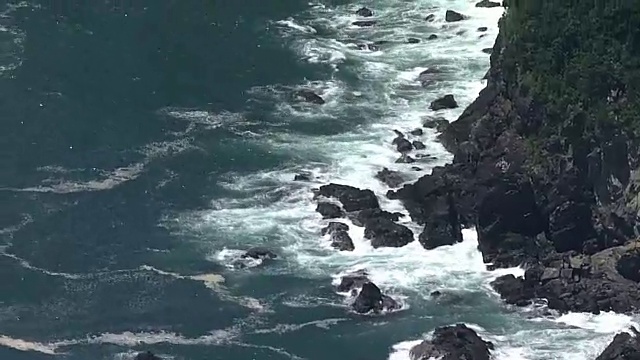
0;1;637;359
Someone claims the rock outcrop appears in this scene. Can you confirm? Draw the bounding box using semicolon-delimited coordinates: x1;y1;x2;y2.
409;324;493;360
596;327;640;360
352;282;400;313
491;244;640;313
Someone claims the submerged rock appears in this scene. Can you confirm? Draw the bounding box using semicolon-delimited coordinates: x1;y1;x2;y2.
425;14;435;22
413;140;426;150
375;168;406;188
355;7;373;17
294;173;312;181
475;0;501;8
445;10;466;22
337;270;370;292
410;128;424;136
407;37;421;44
409;324;493;360
395;154;416;163
352;20;377;27
135;351;162;360
321;221;349;235
293;89;325;104
423;116;449;132
430;94;458;110
241;247;278;260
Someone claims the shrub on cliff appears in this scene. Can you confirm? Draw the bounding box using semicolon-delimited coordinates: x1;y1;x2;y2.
501;1;640;138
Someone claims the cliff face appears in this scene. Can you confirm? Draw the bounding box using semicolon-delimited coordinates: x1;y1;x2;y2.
391;2;640;314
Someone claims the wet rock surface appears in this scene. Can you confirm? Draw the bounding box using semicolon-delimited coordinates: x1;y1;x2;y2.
409;324;493;360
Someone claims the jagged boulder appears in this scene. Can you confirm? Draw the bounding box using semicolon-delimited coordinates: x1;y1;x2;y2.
445;10;466;22
353;20;376;27
409;324;493;360
430;95;458;111
364;217;414;248
241;247;278;260
355;7;373;17
317;184;379;212
352;282;400;313
135;352;162;360
293;90;325;104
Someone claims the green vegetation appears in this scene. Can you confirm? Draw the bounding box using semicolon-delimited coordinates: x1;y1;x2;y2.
500;0;640;137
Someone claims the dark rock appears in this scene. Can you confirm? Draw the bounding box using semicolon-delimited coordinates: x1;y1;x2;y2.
407;37;420;44
294;173;311;181
316;202;345;219
476;175;548;267
595;327;640;360
242;247;278;260
351;208;404;227
364;217;414;248
356;43;379;51
381;294;401;310
317;183;380;212
376;168;406;188
418;68;445;87
418;194;463;249
353;20;377;27
395;155;416;163
430;94;458;111
337;270;369;292
491;244;640;314
490;274;533;306
482;47;492;54
425;14;435;22
423;116;449;132
355;7;373;17
353;282;399;313
475;0;501;8
413;141;426;150
393;129;405;138
412;166;422;171
395;137;414;153
293;90;325;104
445;10;466;22
430;290;442;297
410;128;424;136
616;251;640;282
478;26;488;32
409;324;493;360
135;351;162;360
428;34;438;40
330;230;355;251
321;221;349;235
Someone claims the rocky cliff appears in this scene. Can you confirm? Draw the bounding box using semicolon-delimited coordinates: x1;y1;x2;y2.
391;1;640;314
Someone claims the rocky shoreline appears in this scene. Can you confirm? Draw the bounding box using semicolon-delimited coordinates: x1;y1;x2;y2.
298;2;640;358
